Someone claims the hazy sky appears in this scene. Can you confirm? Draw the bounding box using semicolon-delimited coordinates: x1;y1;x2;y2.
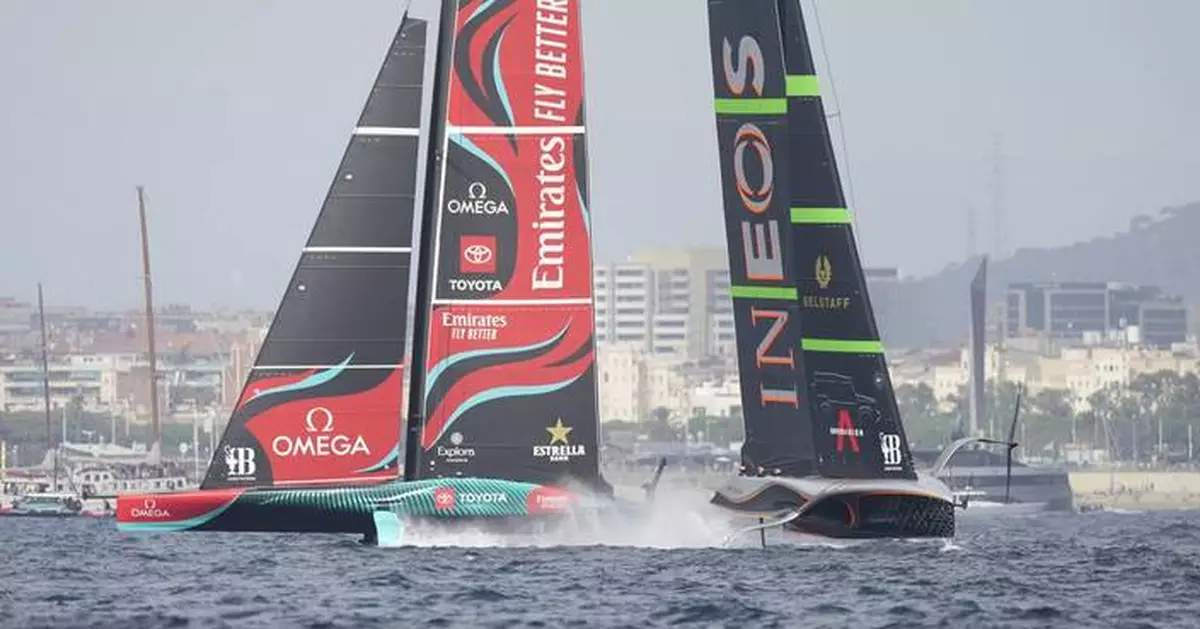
2;0;1198;309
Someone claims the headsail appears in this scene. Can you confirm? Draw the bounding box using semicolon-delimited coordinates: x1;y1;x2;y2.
779;0;916;480
407;0;604;489
707;0;816;477
203;3;440;489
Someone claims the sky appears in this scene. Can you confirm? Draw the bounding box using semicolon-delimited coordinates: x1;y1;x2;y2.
1;0;1198;309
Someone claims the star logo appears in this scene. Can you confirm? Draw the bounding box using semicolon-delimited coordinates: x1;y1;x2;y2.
545;418;573;445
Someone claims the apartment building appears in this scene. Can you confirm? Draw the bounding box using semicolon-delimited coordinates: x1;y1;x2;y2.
1006;281;1189;348
594;247;733;359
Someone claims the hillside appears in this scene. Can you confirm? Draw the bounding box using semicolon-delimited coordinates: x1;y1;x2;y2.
886;202;1200;348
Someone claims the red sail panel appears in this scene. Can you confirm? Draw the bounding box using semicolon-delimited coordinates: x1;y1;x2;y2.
414;0;602;488
446;0;586;129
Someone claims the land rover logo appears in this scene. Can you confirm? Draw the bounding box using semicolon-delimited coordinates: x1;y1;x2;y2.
463;244;493;266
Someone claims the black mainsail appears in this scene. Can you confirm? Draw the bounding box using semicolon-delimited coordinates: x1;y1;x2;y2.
708;0;816;478
708;0;953;541
779;0;916;480
203;4;440;490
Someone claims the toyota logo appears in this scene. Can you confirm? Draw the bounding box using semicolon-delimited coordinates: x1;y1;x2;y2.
463;244;493;265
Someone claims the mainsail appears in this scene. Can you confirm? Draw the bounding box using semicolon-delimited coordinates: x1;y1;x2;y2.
778;0;915;480
203;3;440;489
709;0;917;481
707;0;815;477
405;0;603;488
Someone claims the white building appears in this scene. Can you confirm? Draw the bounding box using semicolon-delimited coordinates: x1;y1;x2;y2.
597;344;691;423
594;247;734;360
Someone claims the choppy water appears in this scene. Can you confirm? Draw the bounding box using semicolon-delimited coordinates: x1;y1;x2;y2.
2;497;1199;629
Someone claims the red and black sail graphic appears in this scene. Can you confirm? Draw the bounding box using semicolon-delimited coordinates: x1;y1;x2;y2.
707;0;817;477
203;8;443;489
408;0;604;489
778;0;916;480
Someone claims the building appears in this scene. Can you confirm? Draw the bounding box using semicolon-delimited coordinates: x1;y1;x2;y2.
1005;281;1188;348
596;344;691;423
0;355;122;412
594;247;733;359
595;247;897;360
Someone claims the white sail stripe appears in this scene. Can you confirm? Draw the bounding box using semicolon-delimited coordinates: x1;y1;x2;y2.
251;364;400;371
353;126;420;136
449;125;586;136
302;246;412;253
433;298;593;306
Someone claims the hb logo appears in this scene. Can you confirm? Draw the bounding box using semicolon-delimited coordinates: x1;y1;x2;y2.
224;446;257;477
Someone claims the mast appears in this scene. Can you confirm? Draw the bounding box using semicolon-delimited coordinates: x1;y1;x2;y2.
968;257;988;437
137;185;162;461
37;282;56;489
403;0;456;480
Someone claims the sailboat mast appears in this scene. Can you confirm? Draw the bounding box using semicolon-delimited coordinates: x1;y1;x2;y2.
37;282;56;489
402;0;455;479
137;186;162;459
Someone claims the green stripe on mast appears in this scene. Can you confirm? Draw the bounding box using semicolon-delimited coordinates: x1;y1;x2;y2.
730;285;798;301
785;74;820;97
790;207;851;224
714;98;788;115
801;338;885;354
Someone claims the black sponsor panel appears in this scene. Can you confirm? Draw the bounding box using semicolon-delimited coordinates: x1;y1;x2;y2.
805;352;915;480
710;0;817;477
714;116;793;284
331;136;421;197
791;224;878;340
432;136;519;300
709;0;786;100
730;299;815;475
257;259;410;367
307;195;417;249
786;98;844;208
420;369;602;489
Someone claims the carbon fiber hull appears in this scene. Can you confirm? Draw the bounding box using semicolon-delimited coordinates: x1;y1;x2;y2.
712;474;957;539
